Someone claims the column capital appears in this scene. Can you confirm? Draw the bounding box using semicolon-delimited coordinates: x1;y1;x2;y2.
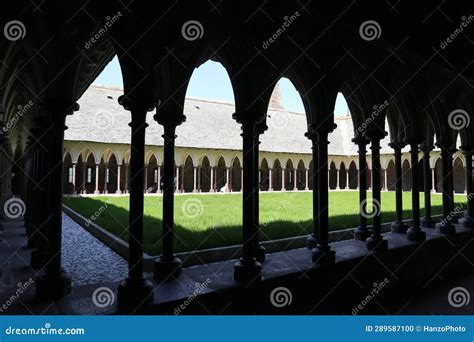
388;141;406;150
232;111;265;127
118;94;156;112
305;122;337;140
153;111;186;128
366;129;387;142
352;135;369;146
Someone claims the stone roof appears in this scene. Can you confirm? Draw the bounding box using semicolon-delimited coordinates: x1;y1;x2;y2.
65;85;395;156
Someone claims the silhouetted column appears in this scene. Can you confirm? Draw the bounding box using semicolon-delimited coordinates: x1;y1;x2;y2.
153;113;185;280
389;142;407;233
307;130;319;249
353;136;371;240
311;123;336;265
116;163;122;194
420;144;435;228
366;132;388;252
36;102;78;300
435;142;456;235
116;97;154;309
406;142;426;242
254;124;266;263
462;146;473;228
233;112;262;283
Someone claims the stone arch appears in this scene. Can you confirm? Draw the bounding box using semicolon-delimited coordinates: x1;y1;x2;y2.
329;161;337;190
215;156;227;191
63;151;74;194
348;161;358;189
339;161;347;190
231;157;242;192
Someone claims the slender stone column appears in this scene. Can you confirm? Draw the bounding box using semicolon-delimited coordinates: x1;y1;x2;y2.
420;144;435;228
226;167;230;191
94;164;100;194
305;168;309;190
193;167;198;192
293;169;297;191
389;142;407;233
175;166;180;193
383;169;388;191
431;168;436;193
116;163;122;194
353;136;371;240
103;164;109;194
35;102;78;300
406;142;426;242
71;163;77;194
82;162;87;194
336;169;340;190
233;112;262;283
197;166;201;192
124;164;129;194
366;132;388;252
281;168;286;191
157;166;161;193
346;170;350;190
269;168;273;191
461;146;473;228
153;113;185;280
210;167;215;192
435;142;456;235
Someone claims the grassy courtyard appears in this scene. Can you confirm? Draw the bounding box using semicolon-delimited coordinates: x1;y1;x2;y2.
63;191;467;256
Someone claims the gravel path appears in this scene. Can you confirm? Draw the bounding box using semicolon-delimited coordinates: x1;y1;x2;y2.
62;213;127;286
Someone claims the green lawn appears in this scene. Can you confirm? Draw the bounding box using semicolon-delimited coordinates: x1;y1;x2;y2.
63;192;467;256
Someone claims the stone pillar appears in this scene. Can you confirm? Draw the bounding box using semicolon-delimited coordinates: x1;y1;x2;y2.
116;163;122;194
269;168;273;191
103;163;109;194
353;136;371;240
420;144;435;228
81;162;87;194
366;132;388;252
124;164;129;194
233;112;262;284
210;167;215;192
383;169;388;191
305;168;309;191
336;169;340;190
462;146;473;228
175;166;180;193
71;163;77;194
293;169;297;191
346;169;350;190
226;167;230;191
435;142;456;235
35;102;78;300
431;168;436;193
94;163;100;194
389;142;407;233
116;97;154;309
197;166;201;192
281;168;286;191
153;112;185;280
406;142;426;242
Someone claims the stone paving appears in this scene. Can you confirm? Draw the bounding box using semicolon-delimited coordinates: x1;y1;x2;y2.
62;213;127;286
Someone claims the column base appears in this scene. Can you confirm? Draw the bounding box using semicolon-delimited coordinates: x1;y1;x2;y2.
463;217;474;229
30;249;49;268
115;190;122;195
311;246;336;265
117;277;154;310
94;191;100;195
354;227;371;241
306;234;317;249
304;187;309;191
255;244;266;264
420;217;436;228
366;235;388;252
406;227;426;242
234;259;262;284
391;221;408;234
35;269;72;300
72;190;77;195
435;222;456;235
153;256;182;280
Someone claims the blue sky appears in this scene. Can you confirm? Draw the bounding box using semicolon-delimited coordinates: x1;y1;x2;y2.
94;57;349;116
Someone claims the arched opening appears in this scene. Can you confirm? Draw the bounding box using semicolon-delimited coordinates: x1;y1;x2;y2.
200;156;211;192
308;160;314;190
231;157;242;192
107;153;118;193
339;162;347;190
84;153;96;194
297;160;306;190
453;157;465;193
285;160;295;191
272;159;282;191
260;158;269;191
63;152;74;194
183;156;194;193
215;157;227;192
348;161;358;189
146;155;158;193
76;155;84;193
386;160;396;191
329;162;337;190
402;159;411;191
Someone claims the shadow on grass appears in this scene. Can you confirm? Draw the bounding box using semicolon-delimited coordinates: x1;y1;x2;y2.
63;196;464;256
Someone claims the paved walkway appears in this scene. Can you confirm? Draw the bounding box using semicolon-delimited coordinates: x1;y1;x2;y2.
62;213;127;286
